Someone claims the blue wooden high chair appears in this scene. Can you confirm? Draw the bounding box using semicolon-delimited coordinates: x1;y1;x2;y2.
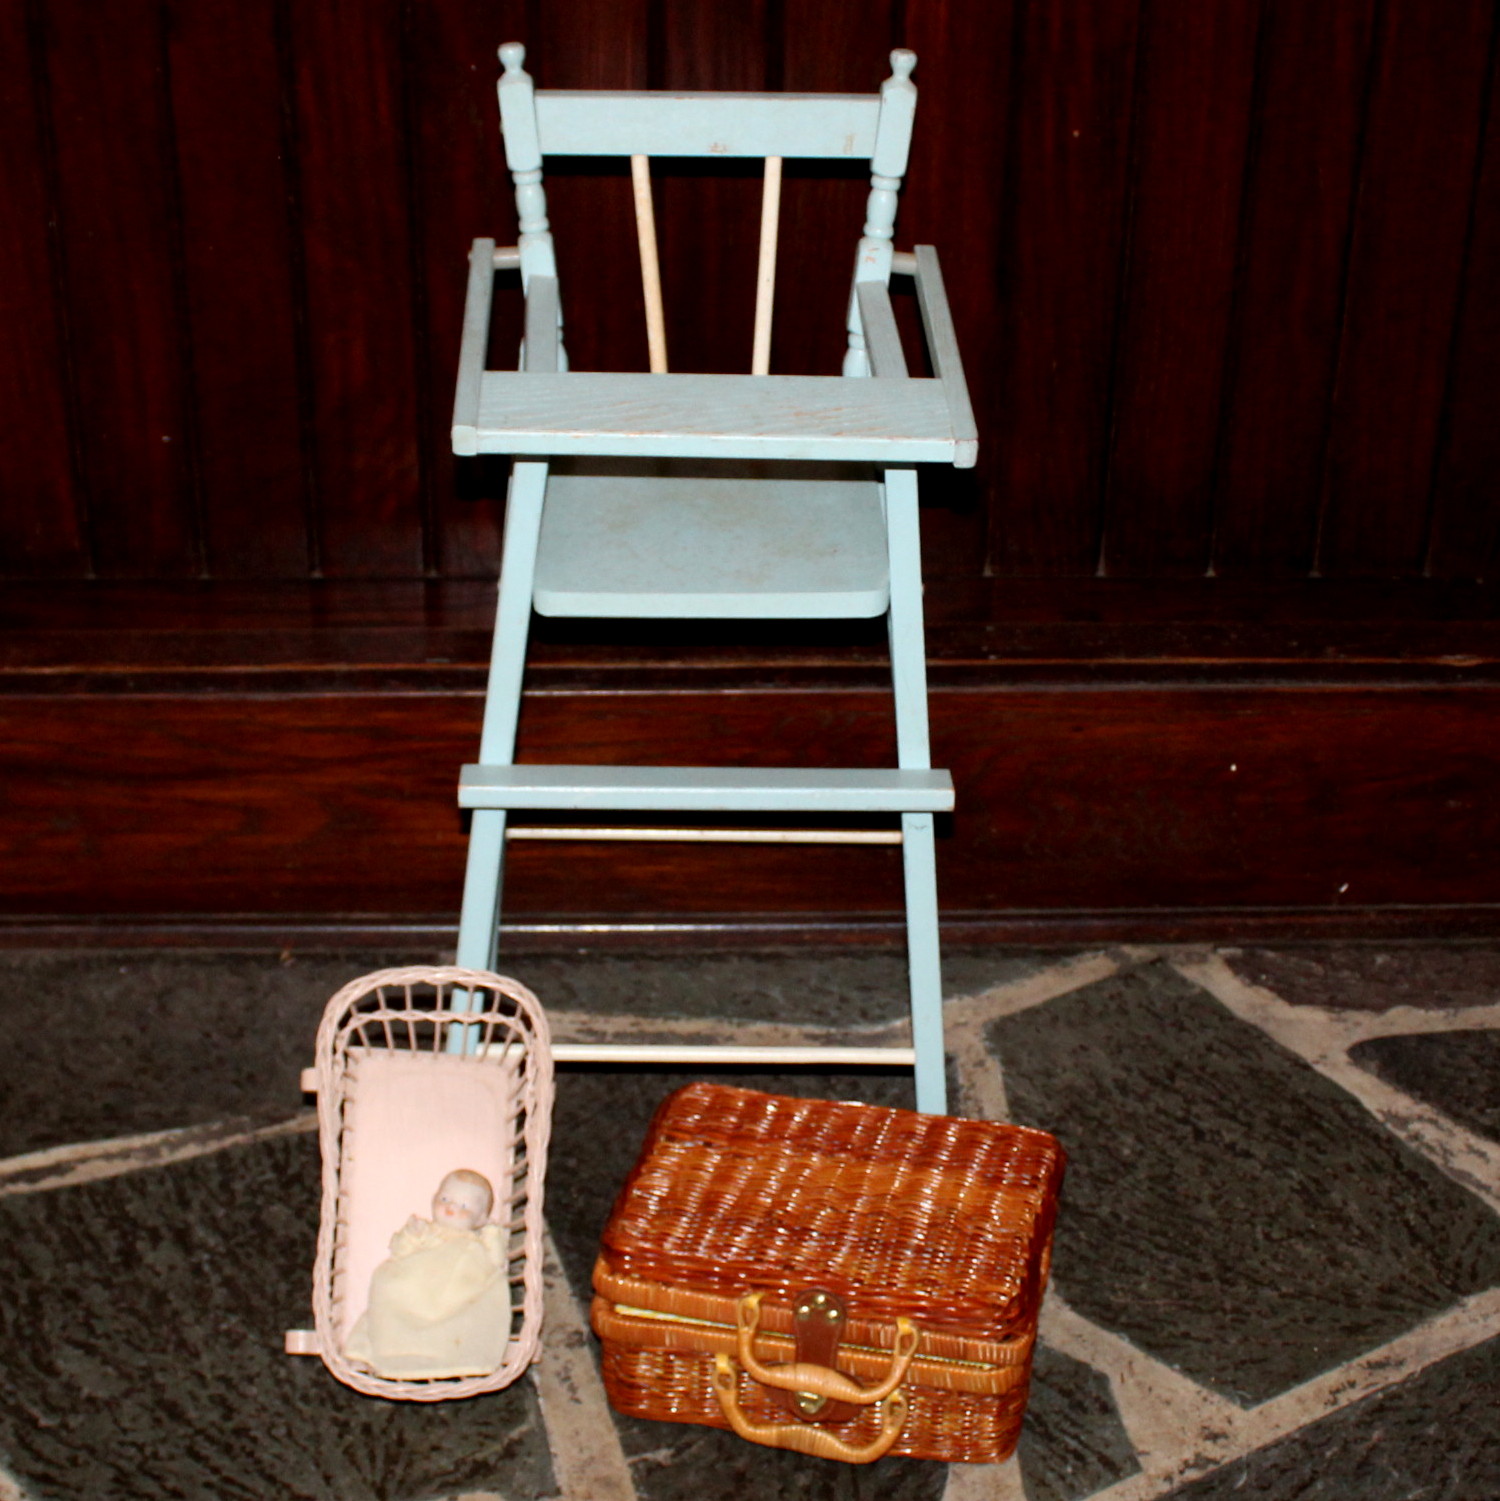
451;44;976;1114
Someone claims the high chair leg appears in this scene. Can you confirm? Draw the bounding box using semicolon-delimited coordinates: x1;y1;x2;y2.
457;808;507;972
901;811;945;1115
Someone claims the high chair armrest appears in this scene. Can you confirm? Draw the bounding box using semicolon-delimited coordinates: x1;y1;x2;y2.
453;239;561;454
907;245;977;467
855;282;909;379
453;238;497;456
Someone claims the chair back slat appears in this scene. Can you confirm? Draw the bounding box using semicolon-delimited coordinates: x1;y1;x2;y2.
535;92;880;159
751;157;782;376
631;156;670;374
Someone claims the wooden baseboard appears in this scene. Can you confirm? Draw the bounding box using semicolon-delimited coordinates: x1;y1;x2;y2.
4;579;1499;944
5;906;1500;951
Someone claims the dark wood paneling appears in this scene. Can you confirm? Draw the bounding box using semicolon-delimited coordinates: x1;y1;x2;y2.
405;0;526;580
774;1;898;381
1317;0;1495;576
288;0;425;577
529;0;651;380
5;678;1499;930
42;0;201;578
0;2;86;578
5;1;1500;590
6;1;1500;947
1211;0;1377;577
1100;0;1262;577
650;0;772;376
1428;27;1500;579
898;0;1012;577
986;0;1139;577
168;0;311;578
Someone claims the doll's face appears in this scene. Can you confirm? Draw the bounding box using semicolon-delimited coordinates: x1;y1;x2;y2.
433;1174;491;1230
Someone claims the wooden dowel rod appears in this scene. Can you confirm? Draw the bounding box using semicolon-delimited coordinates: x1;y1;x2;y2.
751;155;782;375
551;1044;917;1065
631;155;668;373
508;826;902;845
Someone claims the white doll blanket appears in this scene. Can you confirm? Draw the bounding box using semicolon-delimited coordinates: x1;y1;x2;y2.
346;1217;511;1379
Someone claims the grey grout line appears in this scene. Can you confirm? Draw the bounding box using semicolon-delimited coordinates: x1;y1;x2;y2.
944;948;1500;1501
944;950;1126;1030
1038;1293;1244;1481
1176;954;1500;1215
1080;1286;1500;1501
0;1112;316;1197
1174;952;1500;1050
942;957;1248;1498
17;946;1488;1501
1316;999;1500;1042
950;1025;1010;1121
945;951;1124;1124
942;1454;1028;1501
533;1229;639;1501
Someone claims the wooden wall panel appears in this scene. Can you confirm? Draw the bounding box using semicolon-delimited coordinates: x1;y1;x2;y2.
1211;0;1376;577
0;1;85;578
1100;0;1262;577
168;0;312;578
774;2;898;381
899;0;1013;577
287;0;425;577
528;0;651;379
42;0;202;578
986;0;1140;576
1427;32;1500;579
1317;0;1495;575
5;681;1499;931
4;1;1499;591
405;0;526;580
652;0;772;376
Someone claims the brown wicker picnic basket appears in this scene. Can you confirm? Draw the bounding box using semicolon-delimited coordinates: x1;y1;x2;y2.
591;1083;1065;1464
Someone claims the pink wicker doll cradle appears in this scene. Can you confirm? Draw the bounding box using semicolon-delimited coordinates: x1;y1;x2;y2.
284;966;554;1400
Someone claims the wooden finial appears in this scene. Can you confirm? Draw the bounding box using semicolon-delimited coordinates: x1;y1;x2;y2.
499;42;527;74
889;49;916;81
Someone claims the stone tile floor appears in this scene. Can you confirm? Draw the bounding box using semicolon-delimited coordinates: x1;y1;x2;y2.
0;944;1496;1500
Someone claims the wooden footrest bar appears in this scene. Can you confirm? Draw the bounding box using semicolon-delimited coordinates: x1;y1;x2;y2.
459;764;954;813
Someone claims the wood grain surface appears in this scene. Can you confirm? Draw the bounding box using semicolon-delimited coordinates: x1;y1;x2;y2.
4;590;1498;939
5;1;1497;587
5;5;1500;940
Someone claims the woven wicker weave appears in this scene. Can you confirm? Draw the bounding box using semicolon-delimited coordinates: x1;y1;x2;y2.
591;1083;1064;1463
305;966;553;1401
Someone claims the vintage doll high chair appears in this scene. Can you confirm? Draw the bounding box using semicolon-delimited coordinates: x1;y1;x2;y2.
451;44;976;1115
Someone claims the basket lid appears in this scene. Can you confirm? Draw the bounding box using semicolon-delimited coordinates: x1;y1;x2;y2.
597;1084;1065;1343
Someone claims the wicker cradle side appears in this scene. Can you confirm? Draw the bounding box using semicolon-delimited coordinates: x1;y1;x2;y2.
308;965;554;1401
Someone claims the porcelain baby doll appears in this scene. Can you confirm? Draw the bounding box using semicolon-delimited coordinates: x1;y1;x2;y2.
345;1168;510;1379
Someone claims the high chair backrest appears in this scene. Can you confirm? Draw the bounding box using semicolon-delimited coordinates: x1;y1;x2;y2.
494;43;918;375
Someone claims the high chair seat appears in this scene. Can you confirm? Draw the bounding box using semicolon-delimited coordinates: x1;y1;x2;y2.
533;461;889;618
